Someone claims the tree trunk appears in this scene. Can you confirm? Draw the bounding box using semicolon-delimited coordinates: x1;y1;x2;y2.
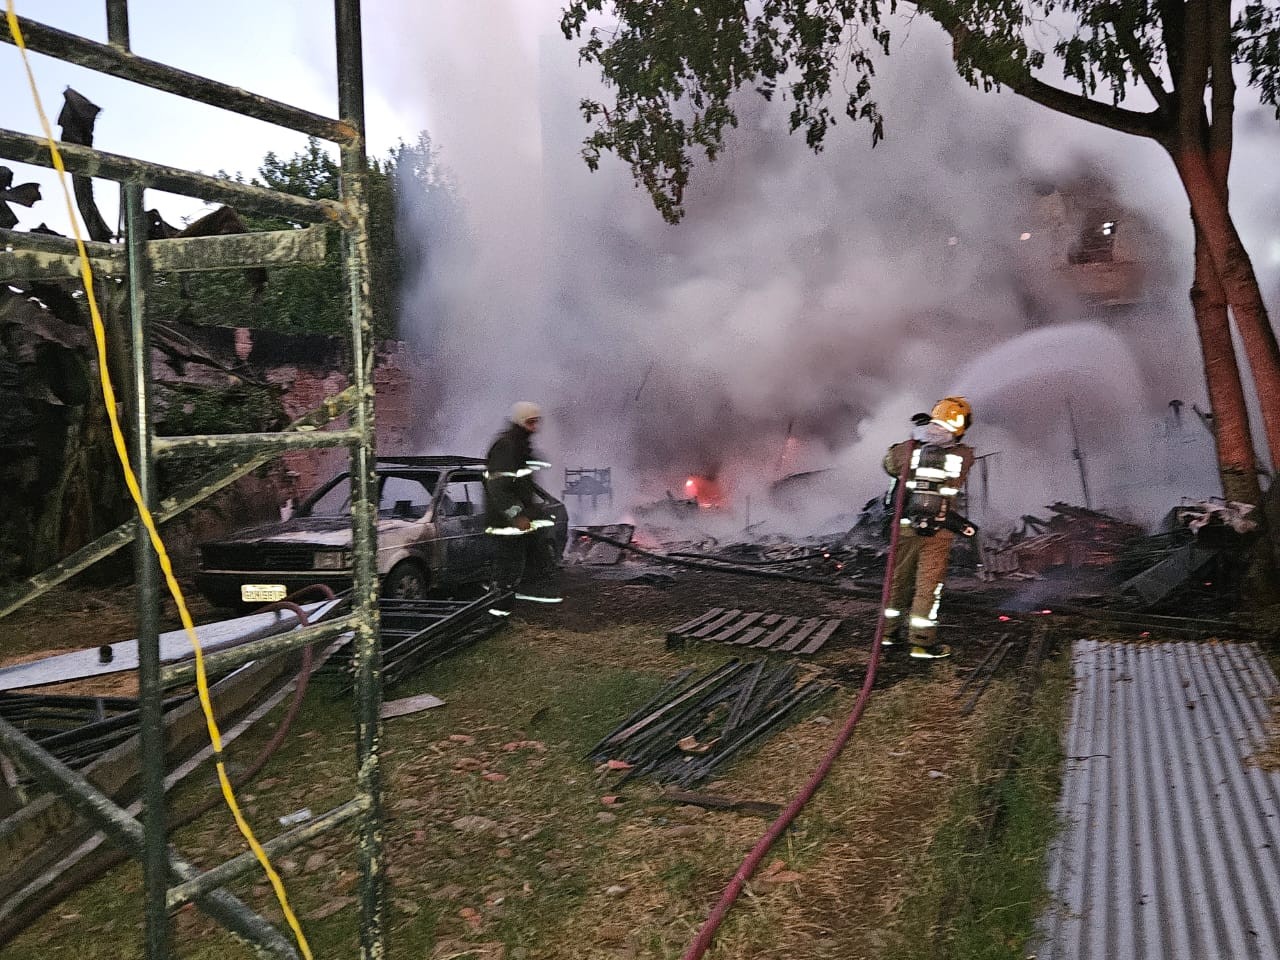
1174;149;1280;470
1190;231;1262;506
1191;230;1277;602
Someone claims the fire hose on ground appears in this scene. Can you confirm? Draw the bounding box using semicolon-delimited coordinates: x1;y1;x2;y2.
678;441;915;960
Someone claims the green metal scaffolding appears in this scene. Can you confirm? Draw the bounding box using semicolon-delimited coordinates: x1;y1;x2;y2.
0;2;385;956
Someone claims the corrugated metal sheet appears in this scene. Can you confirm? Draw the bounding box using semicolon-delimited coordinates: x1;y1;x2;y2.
1036;640;1280;960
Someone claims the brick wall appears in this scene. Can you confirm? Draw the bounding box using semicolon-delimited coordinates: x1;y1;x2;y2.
155;325;422;567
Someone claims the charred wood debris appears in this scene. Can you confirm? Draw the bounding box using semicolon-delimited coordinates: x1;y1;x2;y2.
572;494;1264;621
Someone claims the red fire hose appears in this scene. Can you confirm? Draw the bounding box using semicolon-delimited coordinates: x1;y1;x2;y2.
680;442;914;960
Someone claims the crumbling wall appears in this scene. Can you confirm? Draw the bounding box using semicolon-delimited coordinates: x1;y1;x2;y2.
0;317;421;582
154;325;421;571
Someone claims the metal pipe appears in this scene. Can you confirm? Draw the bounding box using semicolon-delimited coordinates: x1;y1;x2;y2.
160;614;359;686
152;429;362;459
0;225;121;261
166;796;370;909
958;642;1013;717
584;668;698;758
333;3;384;954
0;388;357;620
953;633;1010;699
603;660;744;747
123;182;169;959
104;0;129;49
0;128;342;224
1;16;354;145
1065;397;1093;510
0;716;299;957
684;681;830;785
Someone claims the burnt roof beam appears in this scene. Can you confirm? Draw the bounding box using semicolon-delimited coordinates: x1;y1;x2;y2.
0;128;344;225
1;14;356;146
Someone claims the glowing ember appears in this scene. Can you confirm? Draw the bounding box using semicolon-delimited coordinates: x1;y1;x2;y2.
683;475;726;508
998;615;1012;622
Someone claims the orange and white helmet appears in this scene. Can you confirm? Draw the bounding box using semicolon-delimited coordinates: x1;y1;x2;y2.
930;396;972;437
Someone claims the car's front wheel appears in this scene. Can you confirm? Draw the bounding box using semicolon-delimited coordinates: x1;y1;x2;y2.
383;561;429;600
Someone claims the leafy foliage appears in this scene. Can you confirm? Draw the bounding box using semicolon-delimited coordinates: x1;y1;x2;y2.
562;1;893;223
1236;2;1280;115
563;1;1277;221
148;135;457;339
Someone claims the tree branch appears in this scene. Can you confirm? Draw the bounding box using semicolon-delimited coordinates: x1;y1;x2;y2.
1106;18;1173;112
1207;0;1234;183
1005;74;1164;140
943;20;1165;141
1176;0;1211;147
1158;0;1187;81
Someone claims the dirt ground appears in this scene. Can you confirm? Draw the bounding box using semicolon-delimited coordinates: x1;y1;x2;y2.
1;562;1052;960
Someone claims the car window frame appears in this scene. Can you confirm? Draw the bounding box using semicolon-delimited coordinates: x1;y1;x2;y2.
299;468;441;519
434;469;486;521
377;472;436;521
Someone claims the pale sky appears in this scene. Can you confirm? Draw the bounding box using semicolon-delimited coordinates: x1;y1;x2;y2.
1;0;554;232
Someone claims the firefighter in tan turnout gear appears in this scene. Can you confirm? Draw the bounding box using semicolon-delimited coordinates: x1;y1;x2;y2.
882;397;976;660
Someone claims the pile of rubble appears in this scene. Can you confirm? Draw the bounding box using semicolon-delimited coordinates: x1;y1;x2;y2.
980;503;1144;579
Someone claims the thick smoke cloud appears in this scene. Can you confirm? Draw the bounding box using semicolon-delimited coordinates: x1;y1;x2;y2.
364;5;1274;532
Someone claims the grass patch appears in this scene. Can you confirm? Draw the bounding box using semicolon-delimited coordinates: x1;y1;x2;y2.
6;612;1038;960
886;647;1072;960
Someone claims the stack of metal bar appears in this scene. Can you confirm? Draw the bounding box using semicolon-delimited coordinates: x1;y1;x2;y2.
321;591;509;689
588;659;832;787
0;691;191;775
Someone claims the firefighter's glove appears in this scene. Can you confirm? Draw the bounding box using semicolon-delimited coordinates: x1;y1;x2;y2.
514;515;533;532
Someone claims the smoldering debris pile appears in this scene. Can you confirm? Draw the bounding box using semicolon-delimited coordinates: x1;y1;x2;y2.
980;503;1144;579
571;525;885;587
665;541;875;580
587;660;832;787
565;524;636;565
981;498;1260;613
1110;500;1259;609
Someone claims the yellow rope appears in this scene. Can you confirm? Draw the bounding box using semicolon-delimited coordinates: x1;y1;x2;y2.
5;5;313;956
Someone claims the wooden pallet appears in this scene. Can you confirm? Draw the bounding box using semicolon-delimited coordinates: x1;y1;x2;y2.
666;607;842;655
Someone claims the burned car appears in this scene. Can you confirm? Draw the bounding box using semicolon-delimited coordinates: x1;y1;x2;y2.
196;456;569;607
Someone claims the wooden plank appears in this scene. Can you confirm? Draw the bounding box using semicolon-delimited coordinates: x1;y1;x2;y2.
754;616;799;649
669;607;725;637
758;614;781;627
730;626;766;646
777;617;823;652
691;609;742;638
708;611;763;643
799;619;843;655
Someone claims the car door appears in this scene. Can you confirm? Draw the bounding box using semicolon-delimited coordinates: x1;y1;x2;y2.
432;471;490;584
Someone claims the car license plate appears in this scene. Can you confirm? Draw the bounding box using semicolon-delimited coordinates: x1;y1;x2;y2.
241;583;288;603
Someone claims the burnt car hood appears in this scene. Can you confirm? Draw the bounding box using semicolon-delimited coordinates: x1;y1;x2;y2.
205;517;356;548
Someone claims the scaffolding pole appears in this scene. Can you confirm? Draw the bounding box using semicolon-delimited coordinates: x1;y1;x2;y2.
0;2;383;957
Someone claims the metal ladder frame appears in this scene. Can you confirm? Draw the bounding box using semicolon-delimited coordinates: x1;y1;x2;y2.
0;2;384;956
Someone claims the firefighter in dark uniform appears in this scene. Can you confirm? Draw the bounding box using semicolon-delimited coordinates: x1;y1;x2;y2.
484;402;560;616
882;396;976;659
